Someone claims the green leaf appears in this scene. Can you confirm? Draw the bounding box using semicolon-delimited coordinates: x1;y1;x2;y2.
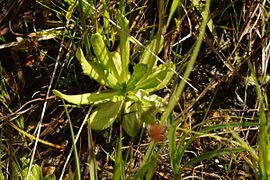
139;37;164;69
53;89;125;105
141;93;165;109
101;0;111;34
113;138;125;180
127;90;165;124
134;68;165;90
183;148;245;168
135;63;174;92
192;0;217;41
147;63;175;92
89;61;121;90
64;0;93;18
166;0;180;27
134;153;158;180
122;101;142;137
21;157;56;180
25;165;43;180
0;170;4;180
21;157;43;180
264;75;270;84
126;64;147;91
76;48;106;85
90;101;123;130
139;93;165;124
111;51;122;80
141;108;159;124
116;10;130;83
127;90;165;107
43;175;56;180
91;33;120;80
76;48;121;89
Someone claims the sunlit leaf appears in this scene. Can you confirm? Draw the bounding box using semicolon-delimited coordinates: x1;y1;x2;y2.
76;48;106;85
139;93;165;124
116;10;130;83
91;33;120;80
53;90;125;105
90;101;123;130
140;93;165;111
111;51;122;80
127;90;165;125
127;89;165;107
0;171;4;180
135;63;174;91
264;75;270;84
76;48;121;89
21;157;56;180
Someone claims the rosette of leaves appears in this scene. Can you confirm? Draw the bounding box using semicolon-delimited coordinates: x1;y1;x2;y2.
53;12;174;137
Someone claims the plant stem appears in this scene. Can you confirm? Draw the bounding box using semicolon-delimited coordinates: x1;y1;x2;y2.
160;0;211;125
87;123;98;180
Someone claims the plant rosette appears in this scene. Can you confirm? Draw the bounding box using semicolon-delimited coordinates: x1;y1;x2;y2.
53;13;174;137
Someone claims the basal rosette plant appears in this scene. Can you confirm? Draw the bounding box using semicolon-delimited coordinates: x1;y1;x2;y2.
53;12;174;137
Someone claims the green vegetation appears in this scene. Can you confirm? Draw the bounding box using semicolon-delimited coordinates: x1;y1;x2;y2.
0;0;269;179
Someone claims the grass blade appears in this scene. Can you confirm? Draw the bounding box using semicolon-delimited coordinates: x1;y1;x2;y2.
63;100;81;180
247;59;270;178
183;148;245;168
160;0;211;125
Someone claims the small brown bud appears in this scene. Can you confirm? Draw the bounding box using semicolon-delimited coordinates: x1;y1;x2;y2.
147;124;166;142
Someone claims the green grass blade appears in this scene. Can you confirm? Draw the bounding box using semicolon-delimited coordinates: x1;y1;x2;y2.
183;148;245;168
160;0;211;125
113;138;125;180
86;118;98;180
63;100;81;180
247;59;270;178
166;0;180;27
139;141;156;167
134;152;158;180
174;121;259;175
168;120;178;176
230;130;258;161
